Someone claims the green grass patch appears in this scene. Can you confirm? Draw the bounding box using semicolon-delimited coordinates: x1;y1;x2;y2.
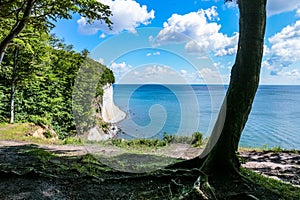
241;168;300;200
239;144;299;154
0;123;59;144
62;136;84;145
22;147;56;162
105;132;204;150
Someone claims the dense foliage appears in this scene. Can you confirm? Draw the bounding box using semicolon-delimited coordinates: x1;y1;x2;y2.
0;33;114;138
0;0;115;138
0;0;112;63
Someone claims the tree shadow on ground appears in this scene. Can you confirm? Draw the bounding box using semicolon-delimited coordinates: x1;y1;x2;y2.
0;144;293;199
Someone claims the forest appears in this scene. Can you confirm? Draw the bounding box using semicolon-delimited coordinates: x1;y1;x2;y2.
0;0;114;138
0;32;115;138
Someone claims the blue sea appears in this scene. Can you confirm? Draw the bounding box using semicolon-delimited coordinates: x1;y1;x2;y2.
113;84;300;150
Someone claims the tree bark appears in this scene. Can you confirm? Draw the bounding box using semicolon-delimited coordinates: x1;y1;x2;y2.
10;80;15;124
201;0;267;177
10;47;18;124
0;0;34;64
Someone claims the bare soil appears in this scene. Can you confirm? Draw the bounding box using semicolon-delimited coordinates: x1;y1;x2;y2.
0;140;299;199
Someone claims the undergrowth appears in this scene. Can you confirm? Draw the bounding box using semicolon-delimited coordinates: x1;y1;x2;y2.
107;132;204;149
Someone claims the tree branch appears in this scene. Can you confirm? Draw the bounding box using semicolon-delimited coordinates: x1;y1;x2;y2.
0;0;35;64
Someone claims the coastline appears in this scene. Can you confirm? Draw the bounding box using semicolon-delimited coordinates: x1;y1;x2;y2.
102;84;126;124
87;84;126;141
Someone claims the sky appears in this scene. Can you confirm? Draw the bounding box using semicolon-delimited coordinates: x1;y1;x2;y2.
52;0;300;85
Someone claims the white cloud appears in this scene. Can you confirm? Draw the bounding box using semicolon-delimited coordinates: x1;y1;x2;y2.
277;69;300;77
109;61;133;81
223;1;237;9
179;67;228;84
297;8;300;17
100;33;106;38
266;20;300;72
146;51;160;56
152;7;238;56
98;58;105;64
199;68;226;83
180;69;187;75
262;68;300;85
204;6;220;21
77;0;155;36
118;65;189;84
267;0;300;16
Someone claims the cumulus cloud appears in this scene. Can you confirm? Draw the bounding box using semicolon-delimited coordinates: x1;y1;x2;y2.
204;6;220;21
77;0;155;35
297;8;300;17
199;68;227;83
274;69;300;77
176;67;228;84
152;6;238;56
117;65;190;84
267;0;300;16
109;61;133;81
265;20;300;73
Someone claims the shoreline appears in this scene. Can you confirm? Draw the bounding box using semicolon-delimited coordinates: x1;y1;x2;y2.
101;84;126;124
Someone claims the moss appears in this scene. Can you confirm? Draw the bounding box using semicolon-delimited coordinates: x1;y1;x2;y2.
241;168;300;200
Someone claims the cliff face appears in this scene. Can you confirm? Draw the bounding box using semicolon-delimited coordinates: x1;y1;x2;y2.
101;84;126;123
73;58;124;141
86;84;126;141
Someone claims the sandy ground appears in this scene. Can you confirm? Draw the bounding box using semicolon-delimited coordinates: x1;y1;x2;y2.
0;140;299;186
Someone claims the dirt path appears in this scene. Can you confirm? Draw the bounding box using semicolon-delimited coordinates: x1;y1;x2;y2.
0;140;299;186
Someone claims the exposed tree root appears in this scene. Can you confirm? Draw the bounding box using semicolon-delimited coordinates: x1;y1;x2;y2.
166;156;206;169
174;171;216;200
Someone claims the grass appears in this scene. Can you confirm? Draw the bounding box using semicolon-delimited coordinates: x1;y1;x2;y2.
0;123;86;145
62;136;84;145
0;123;299;199
0;123;205;149
0;123;54;144
101;132;205;150
22;147;56;162
239;144;299;154
241;168;300;200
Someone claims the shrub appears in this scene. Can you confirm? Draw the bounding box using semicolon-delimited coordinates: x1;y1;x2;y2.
63;137;83;145
191;132;203;147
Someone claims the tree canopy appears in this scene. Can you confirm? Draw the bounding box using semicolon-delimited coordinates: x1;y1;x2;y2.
0;0;112;63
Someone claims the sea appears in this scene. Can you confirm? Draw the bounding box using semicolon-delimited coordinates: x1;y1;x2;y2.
113;84;300;150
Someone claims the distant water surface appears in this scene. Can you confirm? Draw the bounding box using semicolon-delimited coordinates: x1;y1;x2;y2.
113;84;300;149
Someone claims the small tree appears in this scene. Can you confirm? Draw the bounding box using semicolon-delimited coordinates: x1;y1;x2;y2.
1;28;51;123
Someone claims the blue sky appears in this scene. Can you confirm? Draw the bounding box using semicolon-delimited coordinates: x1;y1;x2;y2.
53;0;300;85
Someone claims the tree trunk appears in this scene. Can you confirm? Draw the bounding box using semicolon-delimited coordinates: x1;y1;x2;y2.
10;81;15;124
0;0;34;64
10;47;18;124
201;0;267;177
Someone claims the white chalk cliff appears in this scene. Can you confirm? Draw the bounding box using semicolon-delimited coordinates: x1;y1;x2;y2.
101;84;126;123
86;84;126;141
